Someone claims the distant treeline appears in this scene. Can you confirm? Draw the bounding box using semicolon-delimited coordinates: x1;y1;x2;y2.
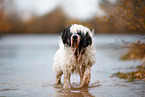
0;0;144;34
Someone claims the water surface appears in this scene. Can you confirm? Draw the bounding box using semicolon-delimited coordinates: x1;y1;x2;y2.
0;35;144;97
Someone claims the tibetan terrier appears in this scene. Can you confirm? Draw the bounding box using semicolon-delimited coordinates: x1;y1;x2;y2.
52;24;96;88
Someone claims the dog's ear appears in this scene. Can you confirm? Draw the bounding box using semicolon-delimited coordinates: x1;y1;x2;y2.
80;32;92;48
91;29;94;36
61;25;71;46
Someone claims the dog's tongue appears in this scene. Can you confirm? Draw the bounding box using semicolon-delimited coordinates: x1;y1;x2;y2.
73;40;78;48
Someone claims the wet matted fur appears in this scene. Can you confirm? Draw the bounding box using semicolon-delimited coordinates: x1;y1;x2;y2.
52;24;96;88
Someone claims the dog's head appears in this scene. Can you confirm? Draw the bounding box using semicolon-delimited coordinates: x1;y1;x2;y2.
61;24;93;49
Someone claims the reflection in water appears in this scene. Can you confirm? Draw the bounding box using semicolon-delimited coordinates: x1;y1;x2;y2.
53;81;100;97
54;87;95;97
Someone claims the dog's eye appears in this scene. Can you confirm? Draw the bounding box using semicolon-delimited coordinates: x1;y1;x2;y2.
77;31;81;36
86;32;88;35
69;33;72;37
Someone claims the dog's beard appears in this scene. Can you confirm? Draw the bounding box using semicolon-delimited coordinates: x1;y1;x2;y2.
70;36;85;61
74;48;86;62
70;35;79;61
72;40;78;48
71;35;80;48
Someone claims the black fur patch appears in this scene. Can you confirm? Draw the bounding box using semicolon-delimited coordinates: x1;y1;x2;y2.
79;31;92;48
61;25;72;47
61;25;92;58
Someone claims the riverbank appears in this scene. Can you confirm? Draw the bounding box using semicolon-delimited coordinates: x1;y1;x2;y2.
113;40;145;81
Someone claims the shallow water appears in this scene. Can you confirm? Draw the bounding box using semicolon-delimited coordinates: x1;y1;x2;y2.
0;34;144;97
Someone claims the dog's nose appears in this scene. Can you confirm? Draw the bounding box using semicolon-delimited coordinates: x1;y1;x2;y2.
73;35;78;39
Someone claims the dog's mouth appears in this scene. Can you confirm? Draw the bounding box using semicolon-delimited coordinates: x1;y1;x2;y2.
72;40;78;48
71;35;80;48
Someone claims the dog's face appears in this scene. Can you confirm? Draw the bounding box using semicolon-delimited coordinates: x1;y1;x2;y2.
62;24;93;49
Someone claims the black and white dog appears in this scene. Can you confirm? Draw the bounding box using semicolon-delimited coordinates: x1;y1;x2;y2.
52;24;96;88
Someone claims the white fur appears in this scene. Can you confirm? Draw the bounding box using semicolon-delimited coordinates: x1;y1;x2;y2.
52;24;96;88
53;41;96;74
70;24;93;37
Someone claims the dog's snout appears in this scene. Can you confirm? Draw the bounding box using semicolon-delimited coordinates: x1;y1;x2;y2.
73;35;78;39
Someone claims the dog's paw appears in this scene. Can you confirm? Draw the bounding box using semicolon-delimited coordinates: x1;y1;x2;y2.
63;84;71;89
54;83;63;88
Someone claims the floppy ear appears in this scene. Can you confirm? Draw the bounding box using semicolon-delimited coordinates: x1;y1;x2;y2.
61;25;71;46
80;32;92;48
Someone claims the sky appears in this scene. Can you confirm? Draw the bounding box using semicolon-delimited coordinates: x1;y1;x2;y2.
14;0;117;21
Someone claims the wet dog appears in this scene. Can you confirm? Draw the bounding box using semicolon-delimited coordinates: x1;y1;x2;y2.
52;24;96;88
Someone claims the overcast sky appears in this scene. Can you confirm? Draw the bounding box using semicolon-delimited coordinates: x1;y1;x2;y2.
14;0;116;21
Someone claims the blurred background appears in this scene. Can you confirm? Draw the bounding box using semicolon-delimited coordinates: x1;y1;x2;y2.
0;0;145;96
0;0;144;34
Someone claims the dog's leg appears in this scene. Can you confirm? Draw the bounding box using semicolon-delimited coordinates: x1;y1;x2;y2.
79;67;85;84
78;68;91;88
79;73;83;84
55;71;63;84
63;71;71;88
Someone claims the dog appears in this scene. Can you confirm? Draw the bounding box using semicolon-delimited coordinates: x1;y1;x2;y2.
52;24;96;88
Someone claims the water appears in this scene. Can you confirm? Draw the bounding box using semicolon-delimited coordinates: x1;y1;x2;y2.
0;34;144;97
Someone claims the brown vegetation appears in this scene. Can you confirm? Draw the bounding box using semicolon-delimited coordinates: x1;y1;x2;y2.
112;65;145;81
113;40;145;81
0;0;145;34
109;0;145;81
121;41;145;60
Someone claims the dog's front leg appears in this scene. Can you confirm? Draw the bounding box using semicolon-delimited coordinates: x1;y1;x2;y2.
55;70;63;84
63;71;71;88
79;67;85;84
78;68;91;88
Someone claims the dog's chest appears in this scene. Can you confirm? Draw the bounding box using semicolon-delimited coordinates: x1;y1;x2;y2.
65;50;89;72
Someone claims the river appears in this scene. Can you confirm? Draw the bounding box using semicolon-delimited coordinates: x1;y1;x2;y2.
0;34;144;97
